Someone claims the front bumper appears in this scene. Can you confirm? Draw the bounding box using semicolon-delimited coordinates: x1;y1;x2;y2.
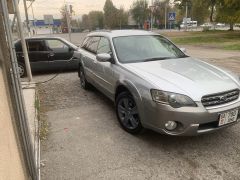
140;99;240;136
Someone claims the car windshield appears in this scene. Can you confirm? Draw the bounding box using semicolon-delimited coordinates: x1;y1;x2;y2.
113;35;188;63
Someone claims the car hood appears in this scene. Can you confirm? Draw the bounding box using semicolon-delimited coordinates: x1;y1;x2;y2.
123;57;240;101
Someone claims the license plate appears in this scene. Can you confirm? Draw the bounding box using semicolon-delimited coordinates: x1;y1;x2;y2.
219;109;238;126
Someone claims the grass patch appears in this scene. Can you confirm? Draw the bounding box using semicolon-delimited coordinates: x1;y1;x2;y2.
172;36;229;44
39;114;48;141
35;89;49;141
223;43;240;50
167;30;240;51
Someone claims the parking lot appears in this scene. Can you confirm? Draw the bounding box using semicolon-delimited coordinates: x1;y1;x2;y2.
37;33;240;180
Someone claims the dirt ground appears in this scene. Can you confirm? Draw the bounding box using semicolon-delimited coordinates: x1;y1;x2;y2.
36;33;240;180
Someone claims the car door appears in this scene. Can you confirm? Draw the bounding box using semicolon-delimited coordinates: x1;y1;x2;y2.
81;36;100;84
95;37;115;98
45;39;75;70
26;39;50;71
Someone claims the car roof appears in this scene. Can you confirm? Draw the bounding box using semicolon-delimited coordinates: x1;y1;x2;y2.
24;36;66;40
15;36;77;48
87;30;159;38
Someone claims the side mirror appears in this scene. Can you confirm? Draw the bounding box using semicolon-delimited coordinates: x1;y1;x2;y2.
96;53;112;62
180;48;186;53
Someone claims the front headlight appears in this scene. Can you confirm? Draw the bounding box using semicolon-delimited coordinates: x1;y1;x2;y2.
151;89;197;108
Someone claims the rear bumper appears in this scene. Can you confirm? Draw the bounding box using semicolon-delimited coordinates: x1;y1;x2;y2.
140;100;240;136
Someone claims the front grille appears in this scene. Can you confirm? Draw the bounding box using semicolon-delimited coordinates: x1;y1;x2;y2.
201;89;240;107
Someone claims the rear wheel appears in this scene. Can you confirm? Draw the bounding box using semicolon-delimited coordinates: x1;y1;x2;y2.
116;91;143;134
18;62;26;78
79;66;91;90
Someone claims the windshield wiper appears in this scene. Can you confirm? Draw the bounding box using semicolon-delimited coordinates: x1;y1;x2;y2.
142;57;173;62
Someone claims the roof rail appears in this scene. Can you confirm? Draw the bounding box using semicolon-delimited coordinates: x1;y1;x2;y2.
91;29;112;33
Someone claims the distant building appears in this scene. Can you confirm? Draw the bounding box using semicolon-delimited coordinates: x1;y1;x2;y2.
29;19;62;35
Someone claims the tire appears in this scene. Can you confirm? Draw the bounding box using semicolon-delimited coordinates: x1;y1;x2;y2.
79;66;91;90
116;91;144;134
18;62;26;78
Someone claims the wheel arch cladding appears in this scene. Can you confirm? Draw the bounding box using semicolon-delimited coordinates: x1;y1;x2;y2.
115;80;142;103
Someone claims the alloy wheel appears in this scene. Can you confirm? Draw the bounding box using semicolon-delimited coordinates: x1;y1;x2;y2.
117;97;139;130
18;64;25;77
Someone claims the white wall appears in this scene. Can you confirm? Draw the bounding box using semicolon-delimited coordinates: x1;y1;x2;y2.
0;66;28;180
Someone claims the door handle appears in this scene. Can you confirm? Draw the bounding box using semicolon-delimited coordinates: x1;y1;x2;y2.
48;53;55;58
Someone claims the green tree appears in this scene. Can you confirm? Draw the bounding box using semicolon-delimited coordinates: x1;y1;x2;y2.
88;11;104;30
153;0;170;27
80;14;90;30
60;6;68;28
130;0;149;28
117;7;129;29
208;0;217;22
103;0;118;28
216;0;240;30
174;0;210;24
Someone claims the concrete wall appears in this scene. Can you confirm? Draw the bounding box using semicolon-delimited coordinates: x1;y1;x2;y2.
0;66;28;179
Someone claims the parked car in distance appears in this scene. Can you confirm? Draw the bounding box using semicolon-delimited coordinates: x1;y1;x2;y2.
74;30;240;136
216;23;225;27
180;21;197;29
200;23;213;28
15;37;78;77
235;24;240;27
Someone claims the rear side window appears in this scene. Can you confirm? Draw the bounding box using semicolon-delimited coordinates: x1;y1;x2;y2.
83;36;100;54
97;37;111;54
27;40;46;51
81;37;89;48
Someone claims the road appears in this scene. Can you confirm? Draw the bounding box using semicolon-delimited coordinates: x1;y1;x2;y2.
36;33;240;180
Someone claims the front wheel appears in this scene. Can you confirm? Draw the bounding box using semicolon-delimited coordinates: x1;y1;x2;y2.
79;66;91;90
116;91;144;134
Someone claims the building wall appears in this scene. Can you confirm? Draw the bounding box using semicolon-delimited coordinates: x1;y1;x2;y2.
0;58;28;180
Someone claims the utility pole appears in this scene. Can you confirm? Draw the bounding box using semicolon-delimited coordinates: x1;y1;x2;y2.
65;4;72;42
165;4;167;29
14;0;33;81
23;0;31;36
185;1;188;31
151;0;153;31
30;3;36;35
185;1;188;18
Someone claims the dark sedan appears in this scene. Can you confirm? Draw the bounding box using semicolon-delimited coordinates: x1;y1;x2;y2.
15;37;78;77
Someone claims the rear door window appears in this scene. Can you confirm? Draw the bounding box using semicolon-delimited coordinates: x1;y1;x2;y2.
97;37;111;54
81;37;89;49
84;37;100;54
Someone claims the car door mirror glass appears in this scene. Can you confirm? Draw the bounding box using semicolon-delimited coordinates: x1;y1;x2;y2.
96;53;112;62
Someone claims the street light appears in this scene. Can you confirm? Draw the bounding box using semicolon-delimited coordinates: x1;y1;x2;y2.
149;5;156;31
149;0;155;31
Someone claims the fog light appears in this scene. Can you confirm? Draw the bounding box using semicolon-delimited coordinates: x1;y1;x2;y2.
165;121;177;131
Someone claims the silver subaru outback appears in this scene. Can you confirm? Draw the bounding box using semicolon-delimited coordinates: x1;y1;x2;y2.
74;30;240;136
